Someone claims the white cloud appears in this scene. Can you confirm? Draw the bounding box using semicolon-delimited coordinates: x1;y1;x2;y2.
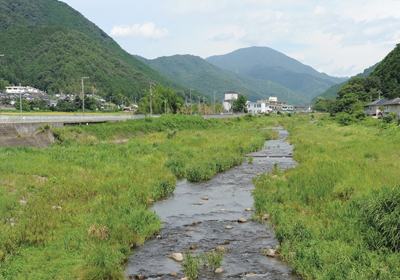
110;22;169;38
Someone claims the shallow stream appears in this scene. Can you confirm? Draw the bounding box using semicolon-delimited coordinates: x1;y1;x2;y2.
125;127;299;279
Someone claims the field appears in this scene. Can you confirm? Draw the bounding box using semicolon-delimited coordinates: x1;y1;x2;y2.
254;117;400;279
0;114;286;279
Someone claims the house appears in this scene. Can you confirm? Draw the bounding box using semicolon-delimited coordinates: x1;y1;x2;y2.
222;91;239;112
247;97;294;114
381;98;400;116
363;98;389;116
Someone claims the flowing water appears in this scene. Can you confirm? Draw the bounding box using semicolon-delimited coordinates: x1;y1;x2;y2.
125;127;299;279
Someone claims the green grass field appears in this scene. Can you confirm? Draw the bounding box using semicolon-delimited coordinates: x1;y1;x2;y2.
254;117;400;279
0;114;287;279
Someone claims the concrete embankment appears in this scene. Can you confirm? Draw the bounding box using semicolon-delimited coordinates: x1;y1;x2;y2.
0;123;55;148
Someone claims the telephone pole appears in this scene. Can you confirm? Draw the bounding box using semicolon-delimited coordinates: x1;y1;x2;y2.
81;77;89;115
190;89;193;115
214;91;216;115
150;82;155;115
0;54;4;120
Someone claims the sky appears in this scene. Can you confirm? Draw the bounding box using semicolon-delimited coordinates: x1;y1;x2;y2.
60;0;400;78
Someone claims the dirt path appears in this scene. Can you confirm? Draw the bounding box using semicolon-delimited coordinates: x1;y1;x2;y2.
125;127;299;279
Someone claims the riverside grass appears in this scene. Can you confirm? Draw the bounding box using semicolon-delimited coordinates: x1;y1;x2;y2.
254;117;400;279
0;114;284;280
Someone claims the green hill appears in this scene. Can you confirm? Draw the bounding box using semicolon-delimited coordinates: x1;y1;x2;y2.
0;0;179;99
369;44;400;99
136;54;308;105
315;63;379;102
206;46;346;100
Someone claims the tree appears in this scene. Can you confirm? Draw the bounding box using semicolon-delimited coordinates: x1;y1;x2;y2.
138;85;183;114
233;94;247;113
313;97;336;113
14;98;31;112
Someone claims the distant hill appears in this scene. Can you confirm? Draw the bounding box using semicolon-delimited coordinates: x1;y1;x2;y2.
315;63;380;102
206;46;346;100
0;0;179;99
136;54;308;105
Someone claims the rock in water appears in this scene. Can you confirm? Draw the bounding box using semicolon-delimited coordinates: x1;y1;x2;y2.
226;225;233;229
170;253;184;262
265;248;277;257
215;268;225;274
237;218;247;223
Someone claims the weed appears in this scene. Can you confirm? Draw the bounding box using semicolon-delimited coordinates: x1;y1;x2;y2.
249;156;254;164
182;251;201;280
204;251;225;270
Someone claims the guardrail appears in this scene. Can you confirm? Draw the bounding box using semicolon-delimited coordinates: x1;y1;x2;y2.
0;113;246;123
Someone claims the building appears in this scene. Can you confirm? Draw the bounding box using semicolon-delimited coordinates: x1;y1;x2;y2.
247;97;294;114
6;86;43;95
381;98;400;116
223;91;239;112
363;98;389;116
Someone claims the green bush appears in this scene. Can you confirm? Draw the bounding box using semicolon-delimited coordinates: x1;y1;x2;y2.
359;187;400;252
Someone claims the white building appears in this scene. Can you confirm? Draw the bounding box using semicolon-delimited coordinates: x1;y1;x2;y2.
6;86;43;94
223;91;239;112
247;97;294;114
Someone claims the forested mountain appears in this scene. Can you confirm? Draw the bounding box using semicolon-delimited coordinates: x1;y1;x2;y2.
368;44;400;99
315;63;379;102
0;0;179;100
136;54;308;105
206;46;346;100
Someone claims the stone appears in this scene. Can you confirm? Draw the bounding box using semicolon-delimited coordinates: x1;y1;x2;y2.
148;199;155;203
220;209;226;212
226;225;233;229
170;272;178;277
202;197;209;200
262;214;271;221
190;245;196;250
215;246;230;252
52;206;62;210
264;248;277;257
194;202;203;205
237;218;247;223
170;253;184;262
215;268;225;274
156;235;162;239
245;208;252;211
180;278;188;280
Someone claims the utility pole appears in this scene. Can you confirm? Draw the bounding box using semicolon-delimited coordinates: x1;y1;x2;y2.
198;96;201;115
0;54;4;120
190;89;193;115
81;77;89;115
110;95;112;110
214;91;216;115
164;99;167;114
149;82;155;115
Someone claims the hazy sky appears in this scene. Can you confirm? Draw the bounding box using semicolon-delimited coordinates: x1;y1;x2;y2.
61;0;400;77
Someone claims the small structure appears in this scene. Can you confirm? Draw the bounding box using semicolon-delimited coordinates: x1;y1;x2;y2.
247;97;294;114
223;91;239;112
381;98;400;116
363;98;389;116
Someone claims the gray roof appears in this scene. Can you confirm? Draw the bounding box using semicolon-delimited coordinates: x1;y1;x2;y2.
381;98;400;106
364;98;389;107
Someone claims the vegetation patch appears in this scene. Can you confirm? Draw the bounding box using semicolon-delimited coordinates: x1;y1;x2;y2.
0;114;282;279
254;118;400;279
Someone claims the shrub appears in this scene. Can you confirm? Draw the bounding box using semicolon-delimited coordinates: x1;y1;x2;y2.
359;187;400;252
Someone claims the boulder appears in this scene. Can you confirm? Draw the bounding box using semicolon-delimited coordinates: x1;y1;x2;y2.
262;214;271;221
237;218;247;223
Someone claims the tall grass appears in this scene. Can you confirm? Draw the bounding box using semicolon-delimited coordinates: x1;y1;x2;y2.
254;117;400;279
0;114;283;279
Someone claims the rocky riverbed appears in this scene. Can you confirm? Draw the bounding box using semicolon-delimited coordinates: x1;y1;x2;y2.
125;127;299;279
